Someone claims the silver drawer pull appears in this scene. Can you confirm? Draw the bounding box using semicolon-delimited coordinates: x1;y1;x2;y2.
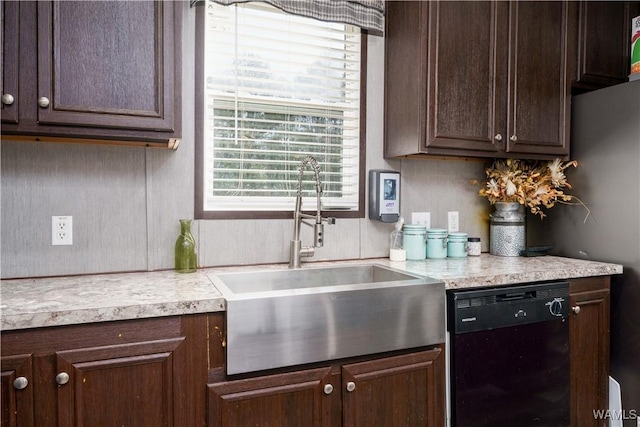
56;372;70;385
38;96;50;108
13;376;28;390
2;94;15;105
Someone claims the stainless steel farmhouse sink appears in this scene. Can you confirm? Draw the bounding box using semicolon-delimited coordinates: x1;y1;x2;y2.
209;264;445;375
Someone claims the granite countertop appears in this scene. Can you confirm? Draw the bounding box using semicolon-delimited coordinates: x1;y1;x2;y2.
0;269;225;331
0;255;622;331
378;255;623;289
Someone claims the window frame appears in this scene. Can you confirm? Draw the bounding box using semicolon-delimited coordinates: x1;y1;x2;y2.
194;3;367;220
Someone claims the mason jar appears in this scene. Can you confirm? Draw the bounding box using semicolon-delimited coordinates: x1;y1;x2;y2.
426;228;448;259
447;232;468;258
403;224;427;260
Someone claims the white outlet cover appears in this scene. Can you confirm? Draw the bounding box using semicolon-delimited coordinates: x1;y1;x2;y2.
447;211;459;232
411;212;431;229
52;216;73;245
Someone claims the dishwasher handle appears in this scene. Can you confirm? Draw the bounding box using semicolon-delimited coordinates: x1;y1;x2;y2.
496;291;536;302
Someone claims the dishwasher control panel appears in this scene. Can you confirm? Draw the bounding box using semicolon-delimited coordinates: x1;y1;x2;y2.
447;281;569;334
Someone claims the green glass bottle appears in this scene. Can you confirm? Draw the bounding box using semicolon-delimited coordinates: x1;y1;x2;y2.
175;219;197;273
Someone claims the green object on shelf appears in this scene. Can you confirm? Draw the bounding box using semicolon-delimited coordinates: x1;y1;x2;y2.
632;16;640;74
175;219;197;273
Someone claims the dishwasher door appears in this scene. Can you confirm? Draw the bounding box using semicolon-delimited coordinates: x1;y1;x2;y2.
448;282;570;427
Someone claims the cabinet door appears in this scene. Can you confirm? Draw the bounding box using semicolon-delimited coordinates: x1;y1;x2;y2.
383;1;428;158
569;279;610;427
426;1;507;156
1;315;208;427
36;0;177;132
1;354;34;427
342;347;445;427
54;337;184;426
208;367;333;427
1;0;19;124
506;1;573;158
576;1;634;89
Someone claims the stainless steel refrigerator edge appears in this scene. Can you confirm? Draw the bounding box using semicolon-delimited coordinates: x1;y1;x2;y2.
532;80;640;425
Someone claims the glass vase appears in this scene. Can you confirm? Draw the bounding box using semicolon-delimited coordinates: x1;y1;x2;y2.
175;219;197;273
489;202;525;256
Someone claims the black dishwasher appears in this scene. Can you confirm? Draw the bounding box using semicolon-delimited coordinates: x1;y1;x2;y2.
448;281;570;427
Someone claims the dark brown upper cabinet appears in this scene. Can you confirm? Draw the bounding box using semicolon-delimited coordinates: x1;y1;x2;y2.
384;1;576;160
1;1;19;124
1;1;182;148
574;1;640;92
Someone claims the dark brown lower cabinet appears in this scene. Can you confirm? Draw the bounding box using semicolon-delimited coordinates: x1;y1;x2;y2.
208;367;333;427
0;314;209;427
342;348;445;427
208;345;445;427
1;353;34;427
569;276;610;427
0;276;612;427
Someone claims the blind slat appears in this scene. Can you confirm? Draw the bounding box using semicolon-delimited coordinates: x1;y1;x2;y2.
203;2;361;212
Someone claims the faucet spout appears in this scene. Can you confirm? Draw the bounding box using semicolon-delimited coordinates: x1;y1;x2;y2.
289;156;336;269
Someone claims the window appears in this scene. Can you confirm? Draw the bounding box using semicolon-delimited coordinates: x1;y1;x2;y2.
195;2;366;219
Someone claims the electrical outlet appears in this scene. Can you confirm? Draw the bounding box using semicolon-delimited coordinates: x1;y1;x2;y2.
447;211;459;233
52;216;73;245
412;212;431;229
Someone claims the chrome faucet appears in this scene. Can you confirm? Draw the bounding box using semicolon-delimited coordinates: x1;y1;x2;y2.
289;156;336;269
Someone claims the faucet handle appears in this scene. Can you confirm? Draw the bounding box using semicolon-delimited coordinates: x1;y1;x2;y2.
314;223;324;247
314;218;335;247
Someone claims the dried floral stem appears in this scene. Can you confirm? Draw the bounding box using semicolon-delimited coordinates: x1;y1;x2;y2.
556;196;591;224
478;158;589;220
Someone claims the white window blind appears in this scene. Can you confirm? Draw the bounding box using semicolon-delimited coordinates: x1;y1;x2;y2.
203;2;362;212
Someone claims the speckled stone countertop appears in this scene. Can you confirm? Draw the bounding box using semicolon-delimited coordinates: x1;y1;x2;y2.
378;255;622;289
0;255;622;331
0;270;225;331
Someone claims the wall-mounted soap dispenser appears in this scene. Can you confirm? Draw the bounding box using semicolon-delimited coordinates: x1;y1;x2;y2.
368;170;400;223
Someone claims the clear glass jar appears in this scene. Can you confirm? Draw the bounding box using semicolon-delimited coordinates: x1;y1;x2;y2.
389;227;406;261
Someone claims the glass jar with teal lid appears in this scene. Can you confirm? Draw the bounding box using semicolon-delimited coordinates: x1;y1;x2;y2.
403;224;426;260
447;232;468;258
426;228;448;259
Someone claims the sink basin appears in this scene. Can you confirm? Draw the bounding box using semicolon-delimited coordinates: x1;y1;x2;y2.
213;264;428;295
209;264;445;375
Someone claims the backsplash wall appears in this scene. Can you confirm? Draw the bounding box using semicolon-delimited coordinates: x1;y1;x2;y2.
0;4;490;279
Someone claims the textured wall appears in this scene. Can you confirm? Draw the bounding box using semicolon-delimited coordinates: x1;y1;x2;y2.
0;6;490;278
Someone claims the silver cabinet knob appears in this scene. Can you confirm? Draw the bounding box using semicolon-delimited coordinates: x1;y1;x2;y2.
346;381;356;392
494;134;503;142
55;372;70;385
323;384;334;395
510;135;518;142
572;306;581;314
2;94;15;105
13;376;28;390
38;97;50;108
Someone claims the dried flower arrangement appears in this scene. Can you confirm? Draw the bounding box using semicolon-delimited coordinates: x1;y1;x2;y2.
478;158;590;220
